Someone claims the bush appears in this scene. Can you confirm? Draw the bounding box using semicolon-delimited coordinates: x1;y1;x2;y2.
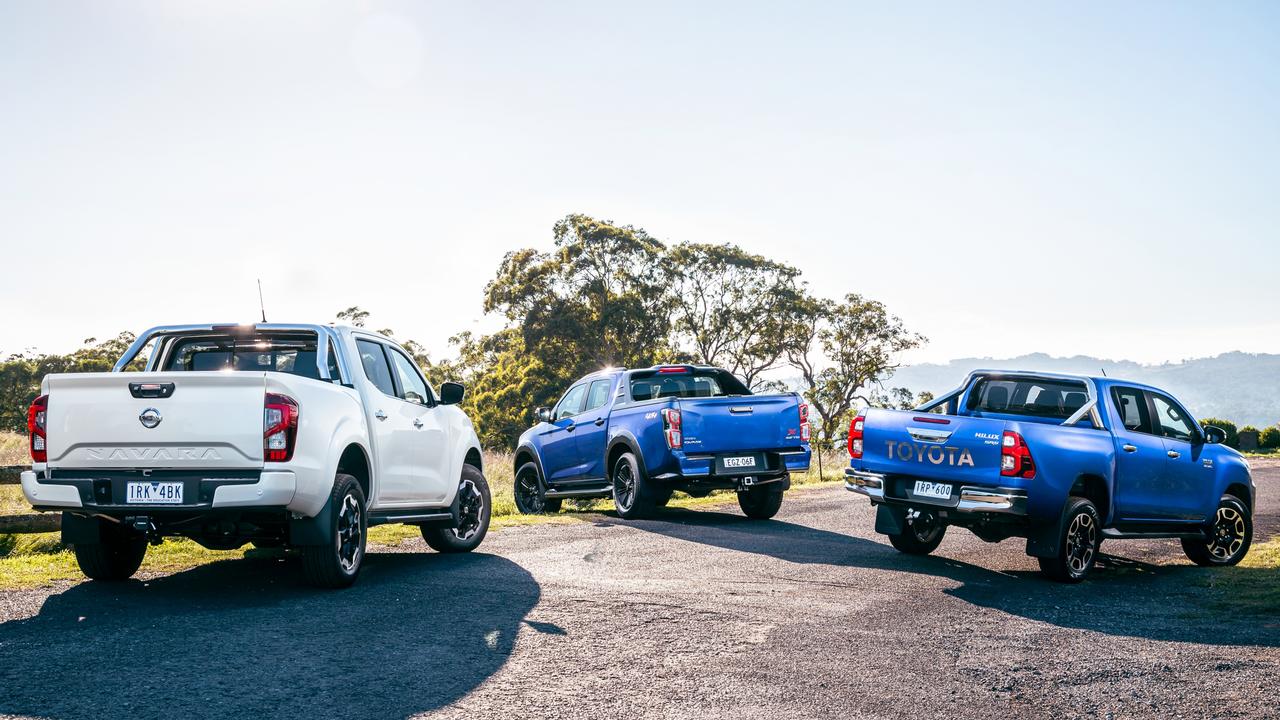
1199;418;1238;448
1261;426;1280;450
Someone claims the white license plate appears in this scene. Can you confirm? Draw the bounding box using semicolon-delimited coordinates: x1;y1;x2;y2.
126;481;184;504
723;456;757;469
913;480;953;500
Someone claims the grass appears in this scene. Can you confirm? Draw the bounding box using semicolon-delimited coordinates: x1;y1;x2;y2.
0;430;26;466
1196;536;1280;616
0;448;847;590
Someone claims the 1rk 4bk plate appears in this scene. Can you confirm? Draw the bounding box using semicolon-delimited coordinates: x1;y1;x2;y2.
126;481;184;504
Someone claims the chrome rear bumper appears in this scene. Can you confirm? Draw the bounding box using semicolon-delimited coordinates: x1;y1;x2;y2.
844;468;1027;515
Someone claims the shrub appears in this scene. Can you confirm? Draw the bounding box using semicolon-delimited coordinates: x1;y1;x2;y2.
1199;418;1238;448
1261;426;1280;450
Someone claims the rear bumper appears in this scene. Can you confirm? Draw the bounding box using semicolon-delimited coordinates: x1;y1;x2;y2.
845;468;1027;515
22;469;297;514
662;448;810;479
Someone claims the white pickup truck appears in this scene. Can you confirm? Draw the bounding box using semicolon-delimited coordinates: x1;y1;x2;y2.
21;323;491;588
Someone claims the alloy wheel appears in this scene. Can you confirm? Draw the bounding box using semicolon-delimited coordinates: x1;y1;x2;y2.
515;467;544;513
336;492;363;573
613;462;636;512
1064;511;1097;575
1208;506;1246;561
452;478;485;540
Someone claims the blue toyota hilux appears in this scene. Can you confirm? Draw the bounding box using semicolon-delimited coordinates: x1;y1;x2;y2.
846;370;1255;582
514;365;812;519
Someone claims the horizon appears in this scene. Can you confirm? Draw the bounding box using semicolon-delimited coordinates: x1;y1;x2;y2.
2;2;1278;365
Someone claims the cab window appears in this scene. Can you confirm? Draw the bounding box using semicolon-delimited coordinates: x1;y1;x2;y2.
555;384;588;420
1111;387;1154;435
1151;393;1197;442
585;379;612;412
388;347;432;405
356;339;396;397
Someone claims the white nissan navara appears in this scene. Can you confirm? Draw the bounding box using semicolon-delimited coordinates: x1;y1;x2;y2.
21;323;491;588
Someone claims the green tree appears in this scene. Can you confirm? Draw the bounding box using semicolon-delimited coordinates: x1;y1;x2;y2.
664;242;806;389
335;306;369;327
786;293;926;441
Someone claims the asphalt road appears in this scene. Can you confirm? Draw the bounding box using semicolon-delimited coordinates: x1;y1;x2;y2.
2;462;1277;720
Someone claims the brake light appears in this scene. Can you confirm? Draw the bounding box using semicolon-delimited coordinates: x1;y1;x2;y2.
799;403;811;442
848;414;865;459
661;408;682;449
1000;430;1035;478
27;394;48;463
658;366;690;374
264;393;299;462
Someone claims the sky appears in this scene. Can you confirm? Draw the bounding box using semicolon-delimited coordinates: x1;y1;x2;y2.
1;1;1278;366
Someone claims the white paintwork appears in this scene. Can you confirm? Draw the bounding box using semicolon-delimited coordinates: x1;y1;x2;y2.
21;324;483;520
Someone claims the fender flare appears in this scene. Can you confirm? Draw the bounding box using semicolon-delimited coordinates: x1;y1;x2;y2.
513;442;548;487
604;431;650;480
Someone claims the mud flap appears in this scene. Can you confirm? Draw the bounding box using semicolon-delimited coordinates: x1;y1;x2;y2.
874;504;907;536
60;513;101;545
1025;514;1063;559
288;496;336;546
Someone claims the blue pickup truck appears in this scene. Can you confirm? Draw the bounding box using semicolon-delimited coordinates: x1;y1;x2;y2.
513;365;812;519
846;370;1255;582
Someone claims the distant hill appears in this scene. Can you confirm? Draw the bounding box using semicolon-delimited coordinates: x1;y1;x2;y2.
883;352;1280;428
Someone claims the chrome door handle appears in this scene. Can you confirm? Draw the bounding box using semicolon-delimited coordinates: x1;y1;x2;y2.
1167;450;1181;459
375;410;388;421
413;418;423;429
1122;444;1137;453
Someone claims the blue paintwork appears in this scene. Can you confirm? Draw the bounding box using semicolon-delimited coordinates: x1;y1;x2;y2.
517;366;812;493
852;371;1255;542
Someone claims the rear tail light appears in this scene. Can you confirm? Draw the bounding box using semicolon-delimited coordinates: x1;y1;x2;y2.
799;403;811;442
848;414;865;459
264;393;300;462
661;408;682;449
27;394;48;463
1000;430;1036;478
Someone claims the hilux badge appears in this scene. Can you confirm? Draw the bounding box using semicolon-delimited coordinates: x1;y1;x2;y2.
139;407;162;429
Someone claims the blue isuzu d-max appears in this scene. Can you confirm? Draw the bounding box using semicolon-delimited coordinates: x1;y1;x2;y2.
514;365;812;519
846;370;1255;582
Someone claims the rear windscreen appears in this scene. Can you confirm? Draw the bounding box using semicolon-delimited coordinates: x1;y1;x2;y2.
161;333;330;380
629;369;750;400
966;377;1090;421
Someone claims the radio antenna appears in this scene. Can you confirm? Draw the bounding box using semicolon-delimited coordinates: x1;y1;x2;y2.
1100;367;1107;377
257;279;268;323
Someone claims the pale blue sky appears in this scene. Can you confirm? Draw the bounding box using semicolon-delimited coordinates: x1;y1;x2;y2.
2;1;1277;365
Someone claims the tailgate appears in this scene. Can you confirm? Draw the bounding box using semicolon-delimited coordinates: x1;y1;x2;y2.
858;408;1005;485
44;372;267;469
678;394;804;454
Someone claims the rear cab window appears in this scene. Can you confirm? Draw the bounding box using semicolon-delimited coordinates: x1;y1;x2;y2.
966;376;1095;426
356;339;396;397
628;368;750;401
1111;386;1154;435
160;332;325;380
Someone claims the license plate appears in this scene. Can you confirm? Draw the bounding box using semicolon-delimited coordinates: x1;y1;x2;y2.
126;481;184;504
723;456;757;469
913;480;952;500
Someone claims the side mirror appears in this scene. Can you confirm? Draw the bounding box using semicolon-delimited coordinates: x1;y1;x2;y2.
1203;425;1226;445
439;382;465;405
535;406;553;424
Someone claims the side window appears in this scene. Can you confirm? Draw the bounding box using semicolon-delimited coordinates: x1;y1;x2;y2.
584;379;612;412
388;348;431;405
555;384;587;421
356;339;396;397
1111;387;1153;435
1151;393;1197;442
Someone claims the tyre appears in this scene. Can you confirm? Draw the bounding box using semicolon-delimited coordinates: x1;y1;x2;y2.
513;461;562;514
302;473;366;589
1181;495;1252;567
737;484;784;519
887;507;946;555
74;520;148;581
611;452;655;519
1038;496;1101;583
422;465;492;553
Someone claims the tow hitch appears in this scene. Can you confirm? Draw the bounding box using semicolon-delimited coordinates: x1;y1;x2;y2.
127;516;163;545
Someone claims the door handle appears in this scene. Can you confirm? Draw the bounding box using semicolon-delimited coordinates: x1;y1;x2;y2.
1122;444;1137;453
413;418;423;429
1167;450;1181;459
375;410;388;421
564;423;576;432
594;418;606;426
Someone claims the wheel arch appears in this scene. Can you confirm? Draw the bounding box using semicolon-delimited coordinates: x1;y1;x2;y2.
606;432;648;479
1069;473;1111;522
513;443;544;482
335;442;373;504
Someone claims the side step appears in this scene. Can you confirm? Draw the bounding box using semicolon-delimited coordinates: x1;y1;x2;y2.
544;485;612;499
1102;528;1206;540
368;509;454;528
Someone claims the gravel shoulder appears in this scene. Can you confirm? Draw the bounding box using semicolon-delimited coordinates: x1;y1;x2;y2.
1;463;1277;720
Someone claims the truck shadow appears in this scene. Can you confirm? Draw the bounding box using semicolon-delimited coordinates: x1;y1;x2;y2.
617;507;1280;648
0;550;540;720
